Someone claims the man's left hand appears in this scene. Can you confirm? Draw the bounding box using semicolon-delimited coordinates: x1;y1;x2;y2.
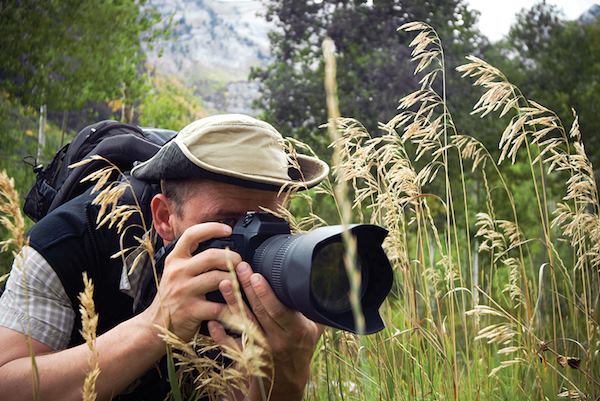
209;261;324;401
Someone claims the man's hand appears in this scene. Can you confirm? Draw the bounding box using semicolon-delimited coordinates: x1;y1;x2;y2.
0;222;242;401
144;222;243;342
210;261;324;401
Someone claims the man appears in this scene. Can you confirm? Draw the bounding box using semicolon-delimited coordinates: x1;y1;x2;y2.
0;114;329;400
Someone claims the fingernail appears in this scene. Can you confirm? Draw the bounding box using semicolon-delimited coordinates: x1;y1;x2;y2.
250;274;261;287
222;225;232;236
221;281;232;295
236;262;248;275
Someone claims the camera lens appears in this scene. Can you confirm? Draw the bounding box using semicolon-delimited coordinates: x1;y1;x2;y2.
246;218;391;334
310;241;365;313
162;212;392;334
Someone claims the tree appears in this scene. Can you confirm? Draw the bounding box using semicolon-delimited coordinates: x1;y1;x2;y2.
0;0;171;155
250;0;486;159
495;1;600;167
137;67;205;131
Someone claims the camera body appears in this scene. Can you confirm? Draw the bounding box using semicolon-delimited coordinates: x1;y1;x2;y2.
194;212;291;305
195;212;291;263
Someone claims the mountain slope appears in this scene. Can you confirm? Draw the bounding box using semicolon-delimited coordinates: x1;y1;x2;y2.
144;0;275;114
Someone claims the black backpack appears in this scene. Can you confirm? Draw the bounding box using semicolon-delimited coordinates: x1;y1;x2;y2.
23;120;177;222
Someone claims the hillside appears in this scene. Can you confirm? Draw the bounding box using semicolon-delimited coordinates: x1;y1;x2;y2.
143;0;275;115
142;1;600;117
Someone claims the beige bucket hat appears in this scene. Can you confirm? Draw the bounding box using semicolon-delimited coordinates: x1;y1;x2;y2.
131;114;329;191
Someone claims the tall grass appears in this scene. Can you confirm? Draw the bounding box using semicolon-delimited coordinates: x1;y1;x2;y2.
300;22;599;400
1;20;598;400
0;170;41;399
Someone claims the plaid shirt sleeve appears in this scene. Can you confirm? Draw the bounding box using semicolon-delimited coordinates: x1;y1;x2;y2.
0;245;75;350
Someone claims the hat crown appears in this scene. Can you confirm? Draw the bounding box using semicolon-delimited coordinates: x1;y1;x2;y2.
131;114;329;191
178;114;291;182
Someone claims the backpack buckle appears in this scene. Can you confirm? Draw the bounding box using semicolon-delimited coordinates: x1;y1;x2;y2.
22;156;44;174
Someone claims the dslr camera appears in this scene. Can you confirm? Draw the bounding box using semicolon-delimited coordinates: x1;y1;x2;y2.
161;212;393;334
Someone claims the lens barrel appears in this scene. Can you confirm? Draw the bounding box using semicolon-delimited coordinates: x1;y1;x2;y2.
251;223;392;334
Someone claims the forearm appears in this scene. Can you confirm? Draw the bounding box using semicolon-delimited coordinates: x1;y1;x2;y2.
0;314;166;401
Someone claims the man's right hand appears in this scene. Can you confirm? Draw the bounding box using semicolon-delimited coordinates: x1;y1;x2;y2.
143;222;242;342
0;222;242;401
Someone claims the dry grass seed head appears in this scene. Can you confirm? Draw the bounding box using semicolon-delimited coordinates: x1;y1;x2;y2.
556;390;585;399
91;183;129;228
157;312;273;400
402;24;442;74
475;212;507;253
74;156;121;194
501;258;525;307
465;305;507;318
452;135;475;157
488;359;526;377
496;219;523;249
497;346;520;355
82;366;101;401
77;157;157;276
471;82;515;118
423;266;442;298
77;157;146;237
533;137;564;168
0;170;24;252
473;323;517;344
78;272;99;355
456;56;505;82
78;272;100;401
569;108;581;141
550;138;600;267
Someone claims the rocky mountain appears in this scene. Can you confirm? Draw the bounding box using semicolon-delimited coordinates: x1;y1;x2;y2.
579;3;600;24
143;0;275;115
143;1;600;116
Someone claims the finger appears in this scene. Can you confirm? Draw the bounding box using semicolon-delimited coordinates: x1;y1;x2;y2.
207;320;241;351
173;301;228;338
248;273;306;332
170;223;232;257
161;247;241;284
219;279;254;320
236;262;304;333
186;270;233;298
194;300;228;322
187;248;242;276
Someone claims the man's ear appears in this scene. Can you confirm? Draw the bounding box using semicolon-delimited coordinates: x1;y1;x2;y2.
151;194;176;242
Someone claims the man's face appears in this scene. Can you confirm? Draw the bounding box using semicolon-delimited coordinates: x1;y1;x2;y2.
169;179;284;238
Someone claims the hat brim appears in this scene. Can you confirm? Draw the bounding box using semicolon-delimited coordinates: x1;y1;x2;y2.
131;141;329;192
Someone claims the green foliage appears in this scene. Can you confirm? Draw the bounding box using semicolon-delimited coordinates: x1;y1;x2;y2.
251;0;487;160
490;1;600;168
137;67;204;131
0;0;171;113
0;96;67;274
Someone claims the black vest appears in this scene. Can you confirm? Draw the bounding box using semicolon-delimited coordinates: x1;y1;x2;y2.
27;176;172;400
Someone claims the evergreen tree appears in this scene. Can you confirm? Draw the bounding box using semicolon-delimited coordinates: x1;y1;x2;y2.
251;0;486;159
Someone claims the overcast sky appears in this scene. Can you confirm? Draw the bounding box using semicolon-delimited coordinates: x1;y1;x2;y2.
467;0;599;42
220;0;598;43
